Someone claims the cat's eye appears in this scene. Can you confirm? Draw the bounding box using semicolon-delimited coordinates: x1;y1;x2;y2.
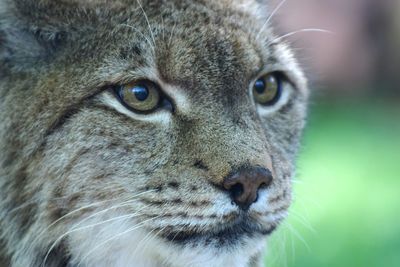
252;73;282;106
115;81;163;113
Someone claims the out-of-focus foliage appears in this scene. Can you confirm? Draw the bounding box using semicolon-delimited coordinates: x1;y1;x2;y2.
265;100;400;267
264;0;400;266
271;0;400;97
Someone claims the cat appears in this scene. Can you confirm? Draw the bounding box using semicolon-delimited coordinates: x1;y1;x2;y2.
0;0;308;266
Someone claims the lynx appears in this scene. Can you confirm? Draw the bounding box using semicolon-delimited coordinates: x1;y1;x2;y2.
0;0;308;266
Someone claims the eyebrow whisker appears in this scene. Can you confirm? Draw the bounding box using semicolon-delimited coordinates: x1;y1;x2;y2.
255;0;289;40
270;28;335;44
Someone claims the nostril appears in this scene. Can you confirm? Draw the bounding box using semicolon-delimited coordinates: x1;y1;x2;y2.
222;166;273;210
230;183;244;200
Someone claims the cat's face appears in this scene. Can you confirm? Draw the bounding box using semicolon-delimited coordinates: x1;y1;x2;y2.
0;0;308;266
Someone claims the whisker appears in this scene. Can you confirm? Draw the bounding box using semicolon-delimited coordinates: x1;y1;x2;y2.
131;225;166;258
270;28;335;44
119;24;156;55
283;226;289;267
168;22;177;48
33;190;155;249
7;200;39;214
290;227;296;264
161;15;166;43
292;178;305;185
77;215;163;266
255;0;289;40
41;207;149;267
288;209;316;234
283;221;311;252
136;0;156;46
268;225;288;267
6;194;83;215
66;191;155;229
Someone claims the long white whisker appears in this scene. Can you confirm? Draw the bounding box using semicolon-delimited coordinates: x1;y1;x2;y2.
131;225;166;258
256;0;288;40
136;0;156;46
288;210;316;234
120;24;156;54
41;207;149;267
7;201;38;214
34;190;154;245
268;226;287;267
77;215;163;266
271;28;335;44
284;221;310;251
168;22;177;48
7;194;79;215
35;200;113;243
283;226;289;267
161;15;166;43
292;176;305;184
67;190;156;230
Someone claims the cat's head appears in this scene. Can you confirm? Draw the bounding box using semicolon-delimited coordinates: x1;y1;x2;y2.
0;0;308;266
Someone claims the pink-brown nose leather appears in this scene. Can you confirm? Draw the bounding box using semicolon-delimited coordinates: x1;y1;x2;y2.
223;167;273;210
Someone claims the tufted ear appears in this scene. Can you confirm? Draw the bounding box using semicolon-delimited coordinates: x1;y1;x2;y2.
0;0;75;69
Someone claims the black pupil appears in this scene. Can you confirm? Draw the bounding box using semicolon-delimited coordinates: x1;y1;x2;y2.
254;79;266;94
132;85;149;101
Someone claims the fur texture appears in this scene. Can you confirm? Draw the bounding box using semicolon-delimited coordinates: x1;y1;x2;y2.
0;0;308;266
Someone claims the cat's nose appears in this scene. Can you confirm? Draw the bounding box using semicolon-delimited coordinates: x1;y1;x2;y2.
223;166;273;211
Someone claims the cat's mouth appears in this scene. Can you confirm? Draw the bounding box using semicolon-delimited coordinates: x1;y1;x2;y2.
158;215;277;245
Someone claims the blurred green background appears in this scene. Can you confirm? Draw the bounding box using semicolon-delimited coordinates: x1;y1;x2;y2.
264;99;400;267
264;1;400;266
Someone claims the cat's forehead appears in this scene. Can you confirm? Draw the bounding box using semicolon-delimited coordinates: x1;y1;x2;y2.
156;25;264;86
109;1;287;93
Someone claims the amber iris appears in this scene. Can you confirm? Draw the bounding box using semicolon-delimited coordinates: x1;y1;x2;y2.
252;73;281;105
116;81;161;112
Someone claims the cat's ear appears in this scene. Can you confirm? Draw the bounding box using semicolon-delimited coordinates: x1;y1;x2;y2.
0;0;72;68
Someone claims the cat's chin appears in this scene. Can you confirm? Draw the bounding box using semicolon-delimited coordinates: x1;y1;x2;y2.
152;227;268;267
69;219;269;267
158;216;277;246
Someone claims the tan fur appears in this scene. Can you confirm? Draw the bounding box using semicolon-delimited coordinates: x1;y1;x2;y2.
0;0;308;266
